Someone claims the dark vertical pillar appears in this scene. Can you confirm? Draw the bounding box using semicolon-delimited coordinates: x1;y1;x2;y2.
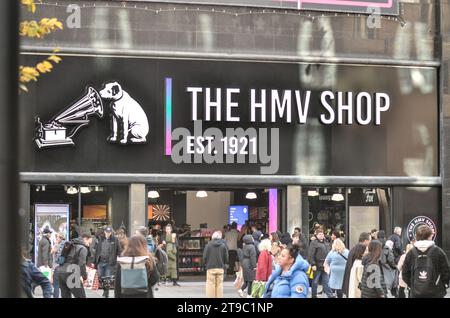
440;0;450;257
0;0;19;297
109;186;129;232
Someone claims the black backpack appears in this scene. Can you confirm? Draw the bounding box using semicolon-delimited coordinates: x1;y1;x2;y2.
411;246;438;297
57;240;82;265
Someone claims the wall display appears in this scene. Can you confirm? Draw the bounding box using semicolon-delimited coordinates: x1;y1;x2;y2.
229;205;249;229
407;215;437;242
21;56;437;177
34;204;69;264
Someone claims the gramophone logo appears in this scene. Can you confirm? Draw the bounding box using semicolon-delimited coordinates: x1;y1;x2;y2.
34;82;149;149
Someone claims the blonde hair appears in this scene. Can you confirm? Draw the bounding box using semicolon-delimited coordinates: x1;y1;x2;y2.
332;238;346;254
258;238;272;252
405;243;413;254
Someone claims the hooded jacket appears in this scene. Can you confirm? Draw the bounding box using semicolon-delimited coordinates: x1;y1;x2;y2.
58;238;89;280
203;239;228;271
263;255;309;298
360;256;387;298
388;233;403;264
239;235;257;281
402;240;450;298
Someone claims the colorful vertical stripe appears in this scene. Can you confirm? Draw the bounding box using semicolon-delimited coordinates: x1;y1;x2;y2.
269;188;278;234
165;78;172;156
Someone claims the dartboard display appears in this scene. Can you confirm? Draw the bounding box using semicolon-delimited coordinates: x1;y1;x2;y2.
152;205;170;221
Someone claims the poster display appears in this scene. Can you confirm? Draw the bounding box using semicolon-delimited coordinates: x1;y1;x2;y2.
34;204;69;264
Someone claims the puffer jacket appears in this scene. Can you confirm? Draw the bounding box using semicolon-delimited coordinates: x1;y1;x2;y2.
263;255;310;298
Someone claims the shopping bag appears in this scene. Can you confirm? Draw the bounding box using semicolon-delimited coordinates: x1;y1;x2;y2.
251;280;266;298
39;266;53;284
234;270;244;289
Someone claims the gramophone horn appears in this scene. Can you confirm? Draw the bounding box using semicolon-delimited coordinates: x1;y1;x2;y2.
54;87;103;123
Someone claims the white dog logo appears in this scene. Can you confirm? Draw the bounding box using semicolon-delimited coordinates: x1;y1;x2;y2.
100;82;149;144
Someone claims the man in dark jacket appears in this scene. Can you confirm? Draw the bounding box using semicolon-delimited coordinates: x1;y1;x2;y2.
342;232;371;297
403;225;450;298
388;227;403;264
203;231;229;298
58;233;92;298
308;229;333;298
21;253;52;298
94;226;121;297
37;228;53;268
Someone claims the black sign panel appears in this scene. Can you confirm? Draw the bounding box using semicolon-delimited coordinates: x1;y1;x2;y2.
20;55;437;176
132;0;399;15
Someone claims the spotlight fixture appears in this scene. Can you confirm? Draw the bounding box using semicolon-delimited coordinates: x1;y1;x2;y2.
196;191;208;198
80;186;91;194
307;190;319;196
245;192;257;199
332;189;344;201
148;190;160;199
67;186;78;195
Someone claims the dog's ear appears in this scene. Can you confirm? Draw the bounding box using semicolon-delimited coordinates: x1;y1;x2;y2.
111;83;121;96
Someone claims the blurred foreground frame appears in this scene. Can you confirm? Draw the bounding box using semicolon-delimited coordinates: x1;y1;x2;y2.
0;0;19;298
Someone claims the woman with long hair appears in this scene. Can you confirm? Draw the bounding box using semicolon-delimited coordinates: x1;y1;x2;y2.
360;240;387;298
163;224;179;286
115;235;159;298
324;238;349;298
348;243;367;298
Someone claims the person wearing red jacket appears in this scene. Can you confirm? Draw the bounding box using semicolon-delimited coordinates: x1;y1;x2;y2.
256;239;273;281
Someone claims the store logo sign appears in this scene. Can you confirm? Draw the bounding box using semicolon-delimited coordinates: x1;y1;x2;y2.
407;216;437;242
34;82;149;149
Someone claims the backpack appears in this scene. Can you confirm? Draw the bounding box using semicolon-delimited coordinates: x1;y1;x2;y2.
56;241;74;265
411;246;438;297
118;256;149;295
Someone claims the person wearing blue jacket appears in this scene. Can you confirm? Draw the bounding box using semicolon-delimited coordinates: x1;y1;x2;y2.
21;250;52;298
263;245;310;298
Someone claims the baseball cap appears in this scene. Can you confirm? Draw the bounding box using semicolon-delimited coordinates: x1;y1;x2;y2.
43;228;52;234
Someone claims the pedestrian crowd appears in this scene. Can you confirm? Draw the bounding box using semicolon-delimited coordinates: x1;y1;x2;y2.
24;221;449;299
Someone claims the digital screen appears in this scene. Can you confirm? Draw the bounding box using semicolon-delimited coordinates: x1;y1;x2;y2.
229;205;249;230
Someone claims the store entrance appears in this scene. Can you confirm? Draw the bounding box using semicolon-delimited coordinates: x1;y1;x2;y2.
303;187;391;247
146;187;281;276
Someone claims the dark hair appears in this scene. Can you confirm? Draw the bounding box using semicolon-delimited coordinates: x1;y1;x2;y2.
81;233;92;239
358;232;370;243
294;227;301;233
231;222;238;230
416;225;433;241
332;230;341;238
377;230;386;239
367;240;382;264
354;243;367;260
286;245;300;260
371;229;377;234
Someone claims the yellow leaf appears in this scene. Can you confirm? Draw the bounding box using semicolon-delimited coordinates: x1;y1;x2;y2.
36;62;47;73
53;48;61;53
47;55;62;64
43;61;53;70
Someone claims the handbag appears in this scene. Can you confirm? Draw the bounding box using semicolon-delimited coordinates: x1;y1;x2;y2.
234;269;244;289
251;280;266;298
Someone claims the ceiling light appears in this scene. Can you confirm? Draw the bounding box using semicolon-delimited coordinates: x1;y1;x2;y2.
331;193;344;201
80;186;91;194
307;190;319;196
196;191;208;198
148;190;160;199
41;185;46;191
246;192;257;199
67;186;78;195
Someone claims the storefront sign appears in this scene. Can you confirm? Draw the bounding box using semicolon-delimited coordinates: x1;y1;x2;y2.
34;204;69;264
22;56;438;177
133;0;399;15
406;216;437;242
